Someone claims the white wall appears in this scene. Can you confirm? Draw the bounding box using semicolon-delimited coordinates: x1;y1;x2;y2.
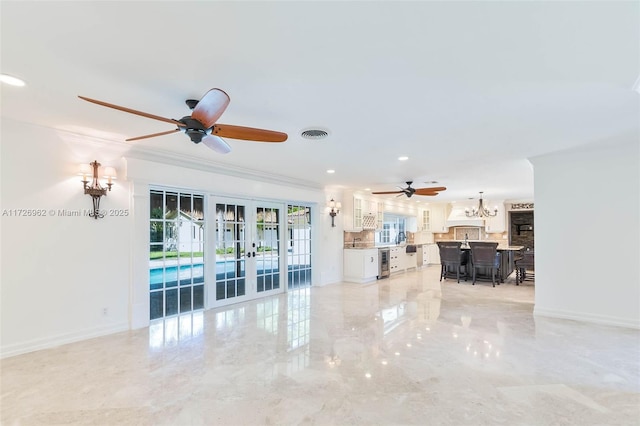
1;119;131;357
531;135;640;328
1;119;344;357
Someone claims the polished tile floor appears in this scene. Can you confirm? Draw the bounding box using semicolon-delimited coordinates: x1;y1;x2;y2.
2;266;639;425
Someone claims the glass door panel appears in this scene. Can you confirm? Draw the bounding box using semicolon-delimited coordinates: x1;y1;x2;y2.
215;202;246;303
287;204;312;289
149;189;205;320
256;205;281;293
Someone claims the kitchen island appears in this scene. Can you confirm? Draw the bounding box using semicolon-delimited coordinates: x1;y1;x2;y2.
465;244;524;282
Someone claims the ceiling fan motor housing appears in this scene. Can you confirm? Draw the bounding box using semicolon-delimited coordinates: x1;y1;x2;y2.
180;116;208;143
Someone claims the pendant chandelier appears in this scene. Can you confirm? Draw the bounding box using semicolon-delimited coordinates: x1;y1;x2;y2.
465;191;497;218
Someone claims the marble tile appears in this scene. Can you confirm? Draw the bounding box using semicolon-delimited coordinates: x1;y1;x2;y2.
2;266;639;425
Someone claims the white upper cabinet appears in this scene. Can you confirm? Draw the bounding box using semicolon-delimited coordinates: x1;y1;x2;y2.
376;201;384;230
344;194;383;231
406;216;418;232
353;196;363;229
485;202;506;233
421;209;431;232
429;204;450;233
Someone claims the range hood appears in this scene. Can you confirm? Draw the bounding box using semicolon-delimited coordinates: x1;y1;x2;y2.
445;207;485;227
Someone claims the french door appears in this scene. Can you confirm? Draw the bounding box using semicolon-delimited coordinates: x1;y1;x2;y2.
210;197;284;308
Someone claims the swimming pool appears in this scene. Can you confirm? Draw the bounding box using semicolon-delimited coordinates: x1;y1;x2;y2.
150;263;205;287
149;259;297;289
150;260;250;288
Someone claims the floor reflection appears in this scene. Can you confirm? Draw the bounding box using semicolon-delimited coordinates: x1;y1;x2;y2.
149;310;204;349
6;266;639;425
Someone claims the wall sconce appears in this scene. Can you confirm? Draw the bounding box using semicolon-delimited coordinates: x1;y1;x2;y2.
328;198;341;227
79;160;116;219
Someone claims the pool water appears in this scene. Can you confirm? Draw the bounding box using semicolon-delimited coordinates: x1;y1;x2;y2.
149;263;205;286
149;259;300;288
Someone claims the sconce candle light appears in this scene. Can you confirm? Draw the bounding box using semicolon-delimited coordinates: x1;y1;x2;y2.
328;198;341;227
79;160;116;219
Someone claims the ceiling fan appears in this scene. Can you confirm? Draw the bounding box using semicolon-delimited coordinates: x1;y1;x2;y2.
78;88;287;154
372;181;446;198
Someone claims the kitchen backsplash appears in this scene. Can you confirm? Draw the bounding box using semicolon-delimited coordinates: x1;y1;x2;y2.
343;230;433;248
343;230;375;248
343;223;531;249
433;227;507;243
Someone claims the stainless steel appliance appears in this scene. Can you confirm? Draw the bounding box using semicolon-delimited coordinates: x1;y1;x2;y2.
378;248;390;279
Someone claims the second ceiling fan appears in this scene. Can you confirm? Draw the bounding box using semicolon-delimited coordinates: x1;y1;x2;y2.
372;181;446;198
78;88;287;154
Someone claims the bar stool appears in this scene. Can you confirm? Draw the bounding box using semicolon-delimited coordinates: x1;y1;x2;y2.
437;241;469;283
468;242;500;287
515;250;535;285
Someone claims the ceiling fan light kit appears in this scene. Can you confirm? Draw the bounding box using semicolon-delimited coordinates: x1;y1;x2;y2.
79;88;287;154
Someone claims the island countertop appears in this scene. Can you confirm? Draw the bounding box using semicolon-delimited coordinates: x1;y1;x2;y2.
438;241;524;251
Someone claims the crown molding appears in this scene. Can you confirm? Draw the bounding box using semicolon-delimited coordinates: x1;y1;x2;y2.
125;145;323;191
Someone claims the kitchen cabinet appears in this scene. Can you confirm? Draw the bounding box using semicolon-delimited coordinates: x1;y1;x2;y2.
376;201;384;230
343;248;379;283
347;195;380;231
421;209;431;232
405;251;417;270
485;202;506;233
353;196;363;230
421;244;429;267
389;246;402;274
429;205;450;233
406;216;418;233
425;243;440;265
389;246;418;272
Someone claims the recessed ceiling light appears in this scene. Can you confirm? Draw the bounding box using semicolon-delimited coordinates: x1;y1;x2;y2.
326;169;335;174
398;156;409;161
364;188;371;191
0;74;26;87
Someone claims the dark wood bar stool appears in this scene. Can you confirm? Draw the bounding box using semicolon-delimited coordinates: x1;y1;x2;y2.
468;242;500;287
515;250;535;285
437;241;469;283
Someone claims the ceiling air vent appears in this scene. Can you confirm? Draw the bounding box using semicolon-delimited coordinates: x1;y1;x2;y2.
300;128;329;139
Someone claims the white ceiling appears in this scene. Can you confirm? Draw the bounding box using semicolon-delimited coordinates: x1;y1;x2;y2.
1;1;638;204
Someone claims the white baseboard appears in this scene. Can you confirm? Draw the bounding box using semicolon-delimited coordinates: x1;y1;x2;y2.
534;306;640;330
1;321;129;359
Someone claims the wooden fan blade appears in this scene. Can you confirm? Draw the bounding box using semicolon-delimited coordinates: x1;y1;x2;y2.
201;135;231;154
414;192;440;196
372;191;403;195
415;187;447;195
126;129;181;141
212;124;287;142
78;96;185;127
191;88;231;129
